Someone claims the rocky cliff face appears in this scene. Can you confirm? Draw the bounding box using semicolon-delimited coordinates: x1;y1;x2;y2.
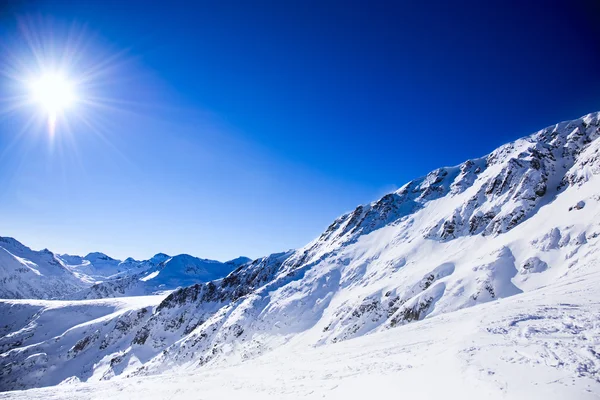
1;111;600;391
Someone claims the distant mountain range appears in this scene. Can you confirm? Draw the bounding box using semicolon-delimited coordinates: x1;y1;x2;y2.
0;237;250;299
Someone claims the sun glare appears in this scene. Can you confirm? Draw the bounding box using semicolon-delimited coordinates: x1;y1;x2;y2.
26;72;77;136
2;17;137;142
29;73;76;115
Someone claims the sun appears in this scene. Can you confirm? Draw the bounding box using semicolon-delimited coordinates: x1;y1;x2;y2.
2;17;134;142
26;72;77;136
29;73;76;115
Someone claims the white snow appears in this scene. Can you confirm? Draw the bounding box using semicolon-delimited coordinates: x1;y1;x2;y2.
139;271;160;282
0;271;598;399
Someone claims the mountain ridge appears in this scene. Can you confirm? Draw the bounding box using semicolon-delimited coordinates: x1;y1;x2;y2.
0;236;250;300
1;110;599;391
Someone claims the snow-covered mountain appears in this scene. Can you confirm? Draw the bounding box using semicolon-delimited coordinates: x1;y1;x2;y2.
1;111;599;395
0;238;249;300
0;237;90;299
71;254;250;300
57;252;166;281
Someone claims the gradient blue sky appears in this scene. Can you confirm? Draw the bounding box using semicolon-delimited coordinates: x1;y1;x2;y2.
1;0;599;261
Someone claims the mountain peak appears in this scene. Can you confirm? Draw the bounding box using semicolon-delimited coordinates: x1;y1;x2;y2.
225;256;252;267
83;252;118;262
0;236;29;251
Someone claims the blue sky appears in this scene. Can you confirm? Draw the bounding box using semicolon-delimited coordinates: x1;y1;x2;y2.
1;0;599;261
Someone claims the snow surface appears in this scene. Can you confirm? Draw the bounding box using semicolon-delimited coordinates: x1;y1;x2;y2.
1;111;600;398
1;272;598;399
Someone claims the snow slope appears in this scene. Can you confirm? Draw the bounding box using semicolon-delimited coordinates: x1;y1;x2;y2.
0;295;166;391
1;111;599;396
1;271;598;399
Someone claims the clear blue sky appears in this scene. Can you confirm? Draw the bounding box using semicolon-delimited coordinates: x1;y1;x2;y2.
1;0;599;261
